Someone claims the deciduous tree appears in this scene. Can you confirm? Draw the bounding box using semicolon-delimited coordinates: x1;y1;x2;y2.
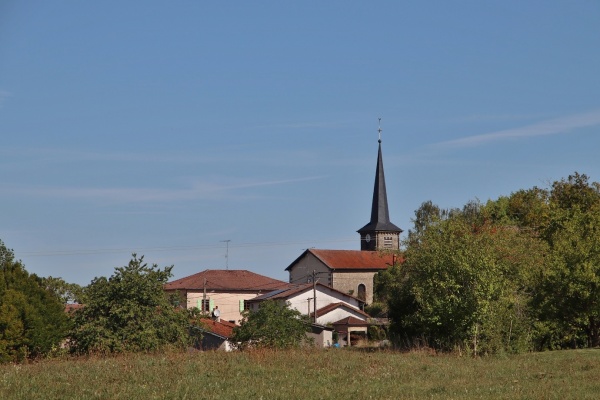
0;240;69;362
534;173;600;348
41;276;85;304
69;254;191;354
231;300;310;350
388;205;547;354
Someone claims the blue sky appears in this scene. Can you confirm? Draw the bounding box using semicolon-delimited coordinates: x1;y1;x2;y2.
1;1;599;285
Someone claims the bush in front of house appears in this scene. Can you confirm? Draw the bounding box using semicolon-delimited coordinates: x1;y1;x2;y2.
231;300;311;350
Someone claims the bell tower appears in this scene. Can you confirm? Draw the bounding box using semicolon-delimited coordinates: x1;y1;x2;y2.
357;119;402;251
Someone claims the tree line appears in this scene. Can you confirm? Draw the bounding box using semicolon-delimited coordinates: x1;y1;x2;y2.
2;172;599;361
0;243;307;362
0;245;207;362
374;172;600;354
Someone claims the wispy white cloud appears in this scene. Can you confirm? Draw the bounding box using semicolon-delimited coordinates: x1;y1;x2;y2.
435;109;600;149
0;147;213;164
0;146;325;169
253;120;352;130
449;113;544;123
8;176;326;203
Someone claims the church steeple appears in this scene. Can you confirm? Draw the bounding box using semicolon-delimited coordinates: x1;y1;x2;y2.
357;120;402;251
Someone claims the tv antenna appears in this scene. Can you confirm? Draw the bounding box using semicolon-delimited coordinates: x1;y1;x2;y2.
220;240;231;270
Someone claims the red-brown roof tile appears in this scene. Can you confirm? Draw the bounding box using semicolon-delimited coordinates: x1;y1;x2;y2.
164;269;290;292
247;283;313;301
64;303;84;313
286;249;399;271
332;316;370;327
247;283;363;304
311;302;370;319
199;318;235;338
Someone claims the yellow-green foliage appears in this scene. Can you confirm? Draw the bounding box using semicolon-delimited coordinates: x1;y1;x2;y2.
0;241;69;363
382;173;600;353
1;349;599;399
231;300;310;350
70;255;190;354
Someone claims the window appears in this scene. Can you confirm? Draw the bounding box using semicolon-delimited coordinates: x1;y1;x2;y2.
239;299;250;312
383;236;393;248
196;299;212;312
357;284;366;301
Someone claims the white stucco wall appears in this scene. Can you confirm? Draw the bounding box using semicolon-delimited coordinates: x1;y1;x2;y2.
284;286;360;317
306;329;333;348
186;291;259;323
316;306;368;325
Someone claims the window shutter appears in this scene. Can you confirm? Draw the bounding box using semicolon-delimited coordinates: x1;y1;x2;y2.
196;299;202;310
209;299;215;312
239;299;244;312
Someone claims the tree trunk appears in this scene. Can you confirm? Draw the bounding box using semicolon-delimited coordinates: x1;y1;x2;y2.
473;324;479;356
589;316;600;348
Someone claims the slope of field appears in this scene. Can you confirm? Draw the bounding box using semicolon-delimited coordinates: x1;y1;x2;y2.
1;349;598;399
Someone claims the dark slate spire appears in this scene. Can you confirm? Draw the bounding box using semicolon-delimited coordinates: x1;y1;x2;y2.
358;123;402;234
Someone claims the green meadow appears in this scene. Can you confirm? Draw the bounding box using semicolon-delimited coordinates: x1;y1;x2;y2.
1;349;599;399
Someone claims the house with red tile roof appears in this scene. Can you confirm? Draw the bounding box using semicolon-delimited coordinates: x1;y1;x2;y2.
245;282;364;323
164;269;291;323
332;316;370;347
197;303;337;349
285;135;402;305
197;318;236;351
311;302;370;325
246;285;376;347
286;249;396;305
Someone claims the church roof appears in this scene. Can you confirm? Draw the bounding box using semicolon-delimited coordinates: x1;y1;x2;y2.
164;269;290;292
357;140;402;233
285;249;394;271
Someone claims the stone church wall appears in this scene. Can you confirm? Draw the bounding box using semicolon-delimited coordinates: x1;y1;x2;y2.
331;271;377;305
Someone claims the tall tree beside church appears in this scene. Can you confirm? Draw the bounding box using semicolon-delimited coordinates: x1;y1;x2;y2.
0;240;69;362
534;173;600;348
384;173;600;352
387;202;547;354
406;200;449;244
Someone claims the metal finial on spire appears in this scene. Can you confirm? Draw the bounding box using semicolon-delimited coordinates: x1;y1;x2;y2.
357;116;403;247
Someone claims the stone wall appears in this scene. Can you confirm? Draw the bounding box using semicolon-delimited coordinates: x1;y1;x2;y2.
331;271;377;304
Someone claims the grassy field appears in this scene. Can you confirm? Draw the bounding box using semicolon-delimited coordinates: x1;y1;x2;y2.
1;348;599;399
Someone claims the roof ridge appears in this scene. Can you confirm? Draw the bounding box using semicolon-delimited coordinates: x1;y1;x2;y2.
164;269;290;291
313;302;370;318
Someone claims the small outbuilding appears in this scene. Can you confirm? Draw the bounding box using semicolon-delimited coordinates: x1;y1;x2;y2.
332;316;369;347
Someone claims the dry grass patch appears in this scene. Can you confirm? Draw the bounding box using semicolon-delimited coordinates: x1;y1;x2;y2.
1;349;599;399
